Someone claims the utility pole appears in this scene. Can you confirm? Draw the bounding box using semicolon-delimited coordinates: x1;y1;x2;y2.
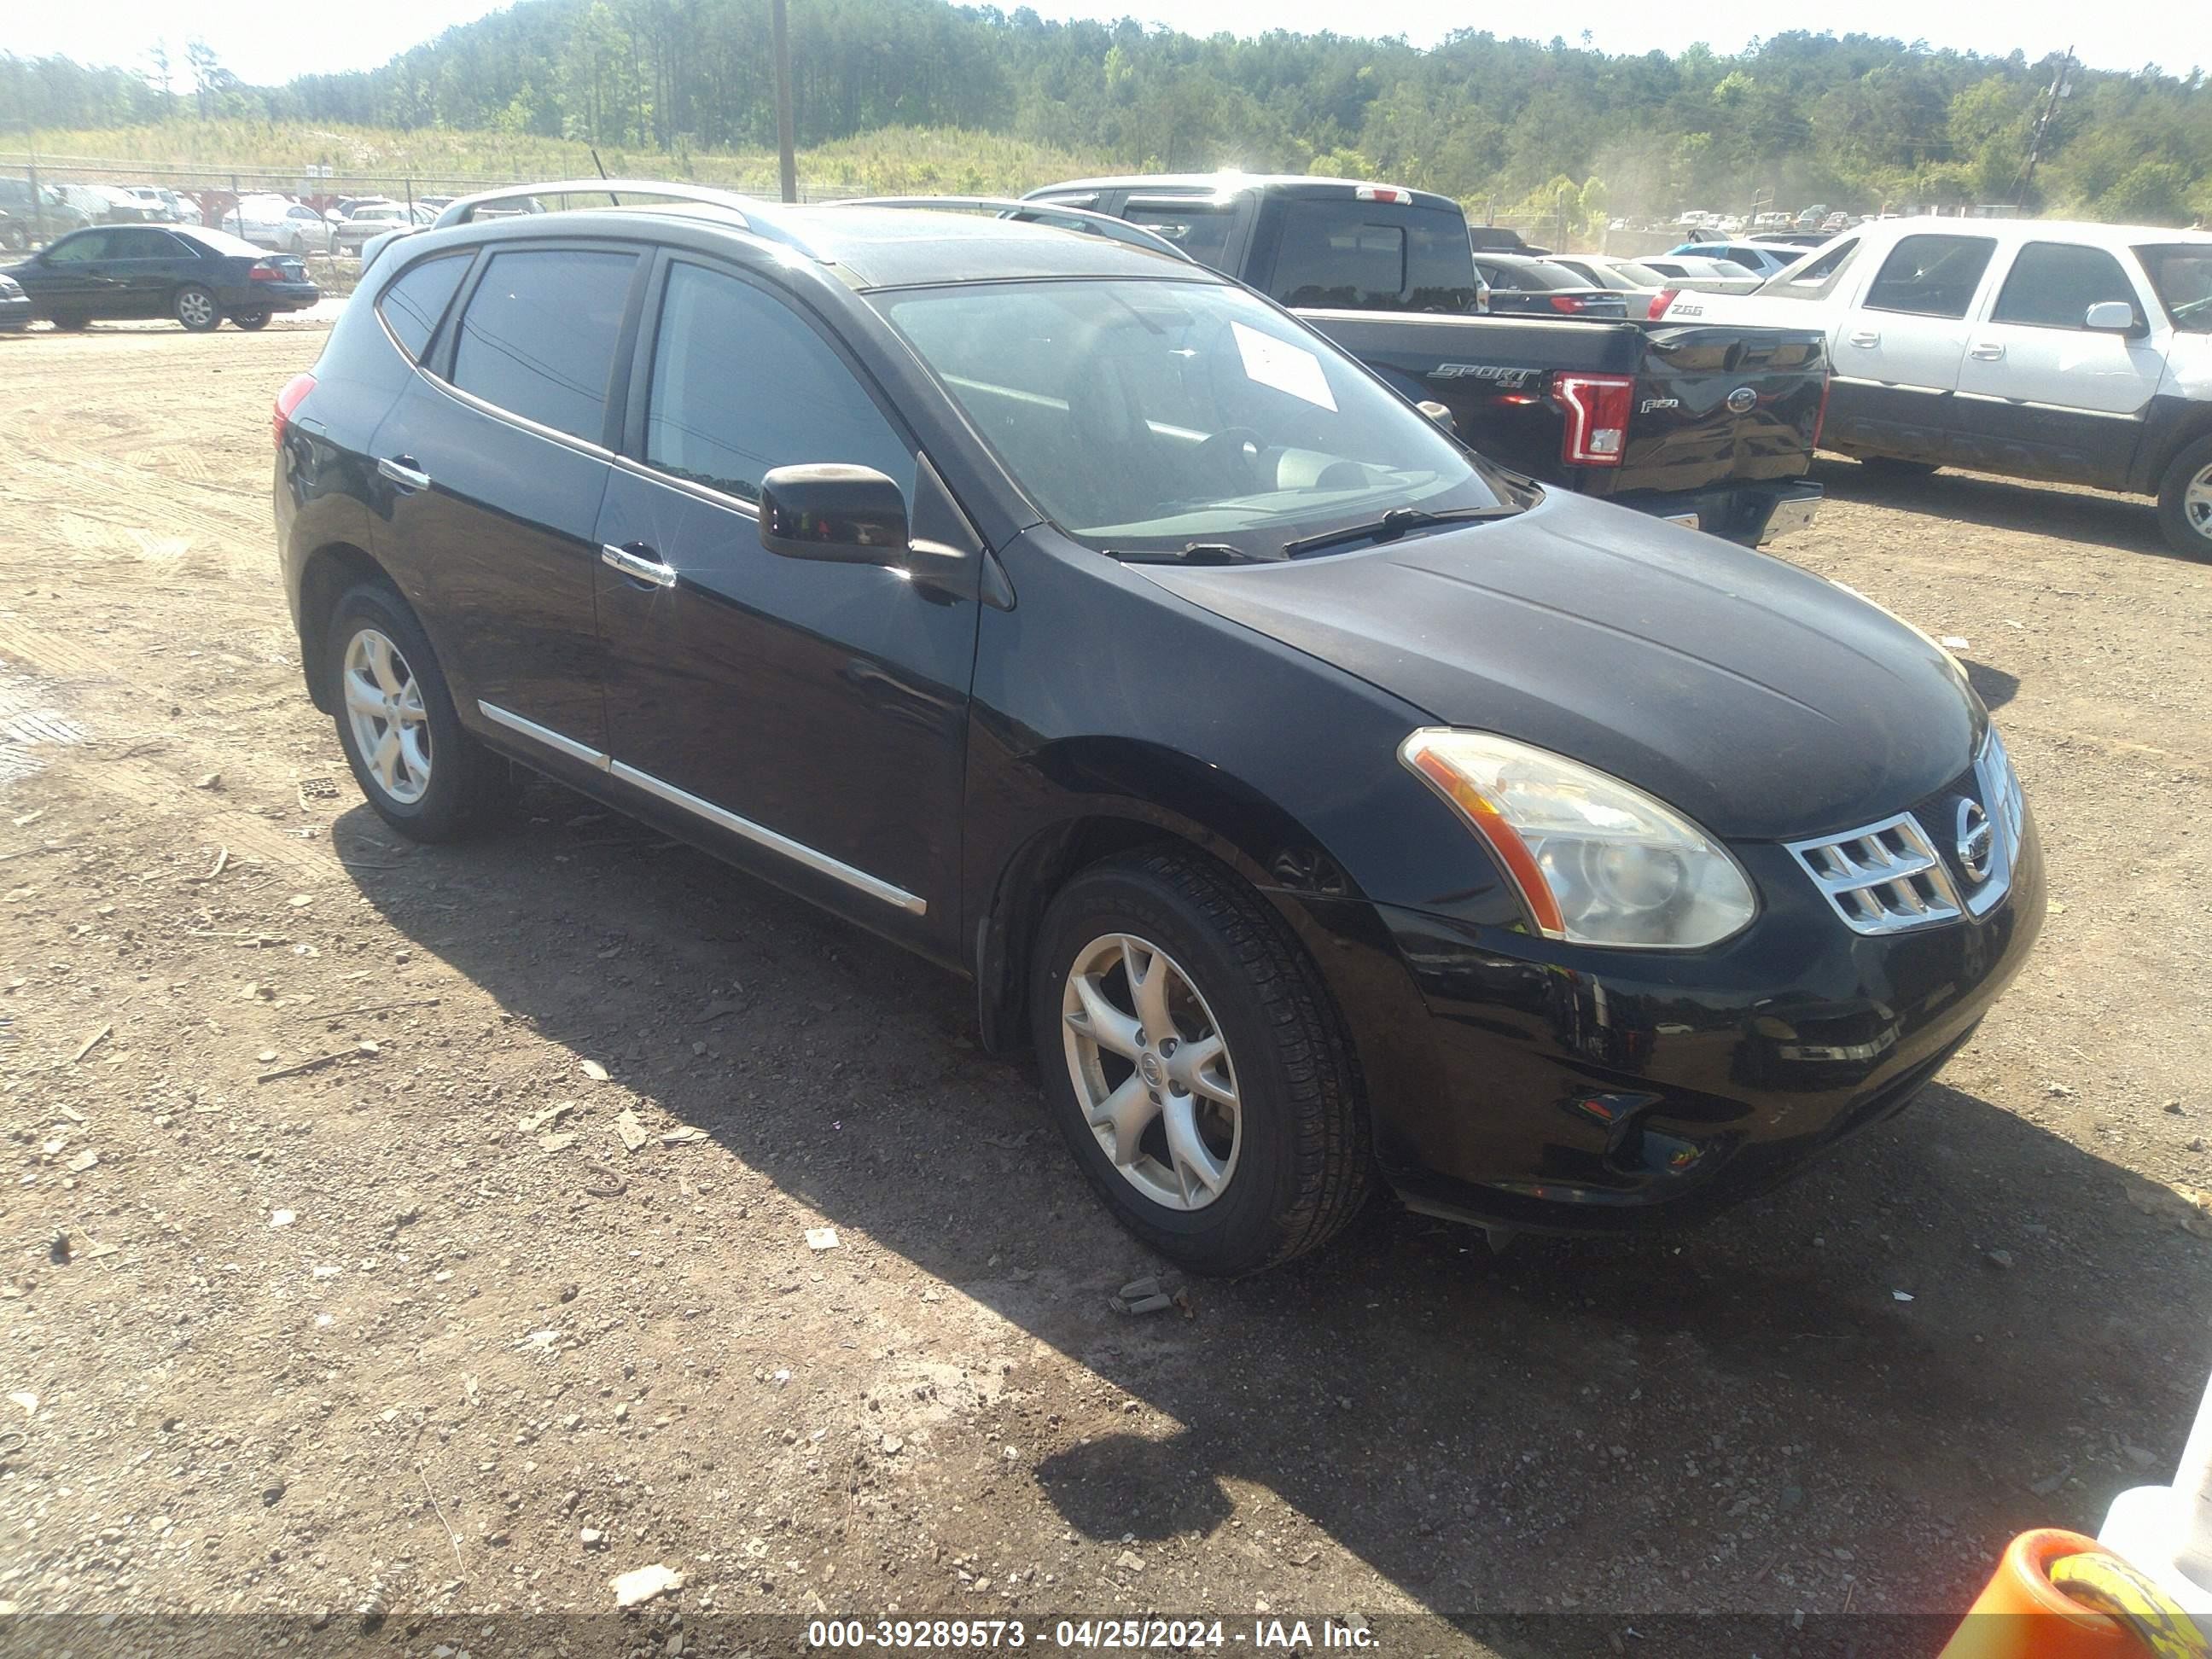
771;0;796;204
2015;46;2073;207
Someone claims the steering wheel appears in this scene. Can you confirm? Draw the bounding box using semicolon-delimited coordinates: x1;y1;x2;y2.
1194;427;1269;492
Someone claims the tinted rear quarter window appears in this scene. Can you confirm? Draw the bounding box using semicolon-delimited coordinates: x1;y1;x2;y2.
1990;242;2139;329
1121;201;1235;272
378;253;472;363
1863;234;1997;318
451;248;637;444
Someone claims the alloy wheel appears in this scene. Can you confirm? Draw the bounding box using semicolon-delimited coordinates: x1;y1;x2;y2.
2187;463;2212;544
342;627;433;806
1061;932;1242;1210
176;288;215;329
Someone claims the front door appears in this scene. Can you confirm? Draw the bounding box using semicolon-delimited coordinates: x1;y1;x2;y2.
368;242;645;759
1826;231;1998;463
592;255;980;954
1953;239;2170;488
26;229;117;317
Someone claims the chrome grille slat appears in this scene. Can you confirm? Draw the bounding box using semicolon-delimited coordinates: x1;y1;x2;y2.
1787;727;2025;937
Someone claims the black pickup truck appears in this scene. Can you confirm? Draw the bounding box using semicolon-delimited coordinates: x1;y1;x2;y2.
1024;175;1827;546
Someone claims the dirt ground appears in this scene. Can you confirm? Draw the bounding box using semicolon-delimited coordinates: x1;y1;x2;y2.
1;316;2208;1656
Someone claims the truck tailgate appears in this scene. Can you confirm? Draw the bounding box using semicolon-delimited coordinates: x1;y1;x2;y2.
1619;325;1827;492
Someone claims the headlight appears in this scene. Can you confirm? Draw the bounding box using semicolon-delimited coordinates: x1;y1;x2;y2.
1400;729;1756;949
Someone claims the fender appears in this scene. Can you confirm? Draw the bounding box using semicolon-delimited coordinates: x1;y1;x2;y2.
2128;390;2212;497
965;731;1368;1055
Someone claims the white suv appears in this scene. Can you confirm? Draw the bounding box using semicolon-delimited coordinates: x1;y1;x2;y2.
1698;218;2212;556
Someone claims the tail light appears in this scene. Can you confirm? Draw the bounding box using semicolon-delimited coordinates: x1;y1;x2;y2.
1353;183;1408;203
1646;288;1679;321
273;372;316;447
249;261;283;282
1547;294;1589;314
1552;373;1634;467
1813;370;1831;449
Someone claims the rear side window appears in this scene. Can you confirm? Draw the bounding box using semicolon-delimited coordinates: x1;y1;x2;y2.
1267;201;1479;312
378;253;471;363
1862;234;1997;319
1121;201;1235;272
643;261;913;504
1990;242;2139;329
451;248;637;444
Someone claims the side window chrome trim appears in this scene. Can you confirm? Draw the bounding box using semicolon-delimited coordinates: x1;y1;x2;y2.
475;701;925;916
427;372;617;461
612;453;762;519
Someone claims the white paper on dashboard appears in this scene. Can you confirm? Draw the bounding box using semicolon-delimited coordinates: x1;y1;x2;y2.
1231;321;1337;411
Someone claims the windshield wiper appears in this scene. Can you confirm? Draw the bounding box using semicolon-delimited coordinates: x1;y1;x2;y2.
1281;504;1521;559
1109;541;1286;565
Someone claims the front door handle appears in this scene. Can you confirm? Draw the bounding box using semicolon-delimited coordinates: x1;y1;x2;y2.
1968;342;2005;361
601;543;678;589
1847;329;1881;348
377;455;431;492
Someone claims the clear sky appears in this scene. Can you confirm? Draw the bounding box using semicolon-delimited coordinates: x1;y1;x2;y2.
10;0;2192;91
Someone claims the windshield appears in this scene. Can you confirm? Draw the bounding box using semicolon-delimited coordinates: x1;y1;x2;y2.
2136;244;2212;333
875;277;1517;557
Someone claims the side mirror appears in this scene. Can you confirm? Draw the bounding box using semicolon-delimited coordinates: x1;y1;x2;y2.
759;464;910;566
2084;300;2143;335
1416;399;1458;434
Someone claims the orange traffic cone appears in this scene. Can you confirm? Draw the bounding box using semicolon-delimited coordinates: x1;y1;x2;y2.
1941;1528;2209;1659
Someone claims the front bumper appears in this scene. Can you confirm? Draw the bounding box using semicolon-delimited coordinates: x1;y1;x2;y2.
1291;800;2044;1233
1614;479;1823;547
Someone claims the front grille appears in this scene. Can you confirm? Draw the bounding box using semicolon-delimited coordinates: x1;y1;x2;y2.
1788;725;2025;937
1785;812;1963;934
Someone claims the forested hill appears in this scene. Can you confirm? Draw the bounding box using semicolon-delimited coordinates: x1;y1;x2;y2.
6;3;2210;224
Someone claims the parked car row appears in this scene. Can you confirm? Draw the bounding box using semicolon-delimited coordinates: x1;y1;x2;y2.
0;180;448;253
0;224;319;331
271;183;2043;1272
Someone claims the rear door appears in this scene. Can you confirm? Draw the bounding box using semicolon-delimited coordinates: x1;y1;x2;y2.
367;241;645;760
1952;239;2168;487
1118;194;1249;276
591;253;979;953
102;228;195;317
1827;230;1999;461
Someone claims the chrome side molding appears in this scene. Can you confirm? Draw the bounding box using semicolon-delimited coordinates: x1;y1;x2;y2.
475;701;925;916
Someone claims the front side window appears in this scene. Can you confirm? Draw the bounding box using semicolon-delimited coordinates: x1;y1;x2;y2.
1267;201;1479;312
1990;242;2139;330
876;276;1513;557
107;229;187;259
643;262;913;504
1862;234;1997;319
378;253;472;363
2135;244;2212;334
451;247;637;444
44;231;110;264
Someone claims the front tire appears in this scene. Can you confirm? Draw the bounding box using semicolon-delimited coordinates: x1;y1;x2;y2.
2155;435;2212;561
327;580;511;841
172;283;220;332
1029;847;1371;1276
48;313;89;332
231;308;271;330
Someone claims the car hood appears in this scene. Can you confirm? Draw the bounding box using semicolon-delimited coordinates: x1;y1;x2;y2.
1138;491;1981;841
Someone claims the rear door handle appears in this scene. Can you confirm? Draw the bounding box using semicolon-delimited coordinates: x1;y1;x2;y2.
601;544;678;589
376;455;431;491
1847;329;1881;348
1968;342;2005;361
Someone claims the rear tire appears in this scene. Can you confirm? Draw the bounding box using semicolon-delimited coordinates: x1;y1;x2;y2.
1857;455;1940;478
1029;847;1371;1276
2154;435;2212;562
172;283;220;332
231;309;271;331
327;579;512;841
48;313;89;332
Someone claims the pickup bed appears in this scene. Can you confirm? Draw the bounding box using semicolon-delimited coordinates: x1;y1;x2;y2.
1025;174;1828;546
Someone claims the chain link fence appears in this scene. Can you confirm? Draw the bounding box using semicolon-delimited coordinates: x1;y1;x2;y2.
0;153;863;289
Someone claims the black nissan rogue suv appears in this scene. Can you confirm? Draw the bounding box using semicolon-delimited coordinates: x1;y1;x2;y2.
273;196;2044;1274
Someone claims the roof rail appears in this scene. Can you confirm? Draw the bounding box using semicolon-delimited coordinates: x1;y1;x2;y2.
439;178;824;253
830;196;1195;264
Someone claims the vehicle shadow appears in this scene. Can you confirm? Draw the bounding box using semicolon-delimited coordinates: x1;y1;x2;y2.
337;787;2212;1627
1811;456;2181;562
